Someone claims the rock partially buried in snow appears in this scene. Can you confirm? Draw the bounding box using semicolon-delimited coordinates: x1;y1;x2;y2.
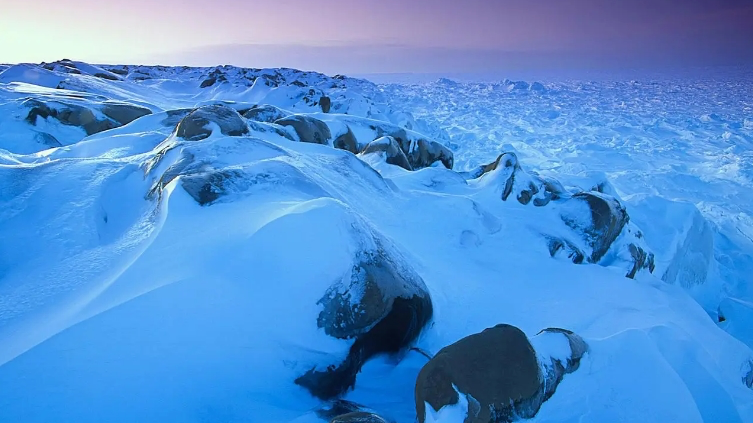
24;99;116;136
744;360;753;389
275;114;332;145
296;238;433;400
397;137;454;170
415;324;540;423
560;191;628;263
242;104;287;123
101;102;152;126
174;104;249;141
320;96;332;113
415;324;587;423
360;136;413;171
329;412;389;423
333;127;359;154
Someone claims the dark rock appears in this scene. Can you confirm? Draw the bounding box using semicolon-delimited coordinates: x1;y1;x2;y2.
24;100;117;136
626;244;656;279
416;325;588;423
199;77;217;88
744;361;753;389
34;132;62;148
415;324;541;423
93;72;119;81
320;96;332;113
161;109;192;127
175;105;249;141
275;115;331;145
296;244;433;400
316;400;367;421
360;136;412;171
333;127;359;154
242;104;287;123
561;192;629;263
180;169;244;205
101;103;152;126
330;412;389;423
371;127;453;170
107;67;129;76
546;237;586;265
533;328;588;406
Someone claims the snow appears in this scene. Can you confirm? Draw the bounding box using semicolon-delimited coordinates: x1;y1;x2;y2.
0;62;752;423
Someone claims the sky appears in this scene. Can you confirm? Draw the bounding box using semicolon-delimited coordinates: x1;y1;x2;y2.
1;0;752;76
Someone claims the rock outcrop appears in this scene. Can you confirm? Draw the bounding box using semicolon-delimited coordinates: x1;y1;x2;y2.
24;99;116;136
275;115;332;145
296;240;433;400
415;324;587;423
333;127;359;154
174;105;249;141
101;102;152;126
360;136;413;171
242;104;287;123
330;412;389;423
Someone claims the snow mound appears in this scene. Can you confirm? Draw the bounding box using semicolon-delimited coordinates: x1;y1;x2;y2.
0;62;752;423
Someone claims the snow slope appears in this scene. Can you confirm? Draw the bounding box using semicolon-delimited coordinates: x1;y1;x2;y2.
377;75;753;348
0;62;752;423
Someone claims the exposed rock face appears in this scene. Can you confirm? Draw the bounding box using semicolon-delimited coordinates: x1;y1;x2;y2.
415;324;540;423
34;132;62;148
296;242;433;400
333;127;359;154
329;412;389;423
744;360;753;389
415;324;588;423
101;102;152;126
360;136;413;170
24;99;116;136
369;127;453;170
627;243;656;279
320;96;332;113
275;115;332;145
533;328;588;405
470;152;653;279
242;104;287;123
174;105;249;141
560;192;628;263
475;152;558;207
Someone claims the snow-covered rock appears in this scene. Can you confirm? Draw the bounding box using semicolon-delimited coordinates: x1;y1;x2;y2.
0;61;752;423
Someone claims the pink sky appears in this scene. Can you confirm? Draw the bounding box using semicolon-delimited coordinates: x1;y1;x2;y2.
2;0;752;74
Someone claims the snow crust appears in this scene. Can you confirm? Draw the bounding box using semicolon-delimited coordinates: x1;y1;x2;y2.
0;62;751;423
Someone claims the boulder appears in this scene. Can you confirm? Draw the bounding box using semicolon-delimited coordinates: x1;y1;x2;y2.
242;104;287;123
175;105;249;141
532;328;588;405
101;102;152;126
330;412;389;423
415;324;540;423
472;152;559;207
333;127;359;154
360;136;413;171
275;115;332;145
560;192;629;263
415;324;588;423
320;96;332;113
24;100;116;136
296;243;433;400
393;136;453;170
626;243;656;279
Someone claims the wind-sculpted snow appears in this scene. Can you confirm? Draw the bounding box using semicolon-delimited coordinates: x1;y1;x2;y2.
0;62;752;423
378;75;753;348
